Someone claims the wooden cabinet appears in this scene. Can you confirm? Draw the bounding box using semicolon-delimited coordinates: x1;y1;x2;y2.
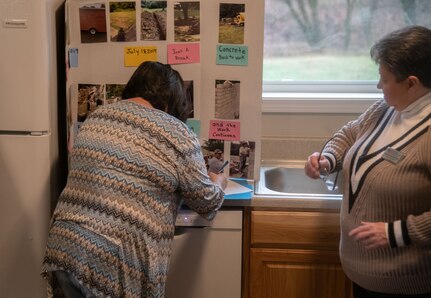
246;209;352;298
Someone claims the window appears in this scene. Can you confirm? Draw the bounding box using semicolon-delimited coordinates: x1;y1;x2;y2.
263;0;431;112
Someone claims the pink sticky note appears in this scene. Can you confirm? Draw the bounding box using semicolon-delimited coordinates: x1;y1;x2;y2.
209;120;240;141
167;43;200;65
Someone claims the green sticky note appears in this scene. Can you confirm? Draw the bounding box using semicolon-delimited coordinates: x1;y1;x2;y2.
186;119;201;137
216;45;248;66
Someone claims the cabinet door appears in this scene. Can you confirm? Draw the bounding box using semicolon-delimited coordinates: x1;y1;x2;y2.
250;248;351;298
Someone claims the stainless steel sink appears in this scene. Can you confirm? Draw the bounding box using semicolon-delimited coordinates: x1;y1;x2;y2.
255;164;342;198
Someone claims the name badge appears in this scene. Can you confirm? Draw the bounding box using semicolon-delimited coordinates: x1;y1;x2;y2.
382;147;405;165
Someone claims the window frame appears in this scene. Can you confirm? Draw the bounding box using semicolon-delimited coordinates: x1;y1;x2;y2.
261;80;382;114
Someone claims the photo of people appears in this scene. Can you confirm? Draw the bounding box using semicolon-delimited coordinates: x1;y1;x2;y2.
174;2;200;42
141;1;167;41
230;140;255;179
79;3;107;43
215;80;240;119
200;139;225;173
218;3;245;44
109;2;136;42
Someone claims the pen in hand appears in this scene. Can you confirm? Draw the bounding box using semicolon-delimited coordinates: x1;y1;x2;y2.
217;160;229;174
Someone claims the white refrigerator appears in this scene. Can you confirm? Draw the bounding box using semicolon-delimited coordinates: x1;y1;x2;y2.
0;0;52;297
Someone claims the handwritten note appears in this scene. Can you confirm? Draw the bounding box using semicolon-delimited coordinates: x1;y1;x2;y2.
168;43;200;64
209;120;240;141
124;46;158;67
216;45;248;66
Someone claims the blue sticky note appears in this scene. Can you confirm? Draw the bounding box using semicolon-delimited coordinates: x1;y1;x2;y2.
69;48;78;68
186;119;201;137
216;45;248;66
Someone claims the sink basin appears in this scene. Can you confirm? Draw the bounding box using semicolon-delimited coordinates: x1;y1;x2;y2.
255;166;343;198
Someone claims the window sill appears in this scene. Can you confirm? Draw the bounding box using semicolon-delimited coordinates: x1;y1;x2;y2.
262;92;382;114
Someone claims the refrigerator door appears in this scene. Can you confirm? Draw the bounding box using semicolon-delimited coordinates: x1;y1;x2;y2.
0;134;50;298
0;0;49;132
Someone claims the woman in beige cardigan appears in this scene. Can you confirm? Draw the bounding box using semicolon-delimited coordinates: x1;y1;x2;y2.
305;26;431;297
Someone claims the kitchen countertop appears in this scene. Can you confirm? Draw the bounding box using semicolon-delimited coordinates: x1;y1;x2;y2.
223;193;342;210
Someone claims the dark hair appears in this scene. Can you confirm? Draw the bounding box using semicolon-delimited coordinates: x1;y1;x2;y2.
122;61;191;122
370;25;431;88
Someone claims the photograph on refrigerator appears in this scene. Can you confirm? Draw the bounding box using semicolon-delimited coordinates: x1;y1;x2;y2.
77;83;105;122
174;2;200;42
109;1;136;42
200;139;225;174
79;3;107;43
215;79;240;119
141;0;167;41
106;83;126;104
229;140;255;179
219;3;245;44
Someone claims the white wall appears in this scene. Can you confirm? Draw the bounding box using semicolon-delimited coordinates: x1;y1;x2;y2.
261;112;360;161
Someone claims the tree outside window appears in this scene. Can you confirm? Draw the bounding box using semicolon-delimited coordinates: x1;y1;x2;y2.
264;0;431;82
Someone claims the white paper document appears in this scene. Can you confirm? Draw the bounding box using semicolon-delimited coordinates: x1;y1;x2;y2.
224;179;253;195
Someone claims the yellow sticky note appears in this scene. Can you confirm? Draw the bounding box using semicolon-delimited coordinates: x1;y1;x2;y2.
124;46;158;67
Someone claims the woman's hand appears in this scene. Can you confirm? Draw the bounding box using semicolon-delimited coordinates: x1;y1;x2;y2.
209;172;228;190
304;152;330;179
349;221;388;249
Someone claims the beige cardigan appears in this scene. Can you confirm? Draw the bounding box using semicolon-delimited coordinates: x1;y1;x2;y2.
324;99;431;294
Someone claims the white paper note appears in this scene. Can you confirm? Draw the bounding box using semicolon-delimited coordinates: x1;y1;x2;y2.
224;179;253;195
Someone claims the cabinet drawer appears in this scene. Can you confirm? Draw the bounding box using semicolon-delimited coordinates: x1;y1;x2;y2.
251;211;340;249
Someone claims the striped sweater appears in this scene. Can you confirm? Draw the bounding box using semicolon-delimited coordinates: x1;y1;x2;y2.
42;101;224;297
324;97;431;294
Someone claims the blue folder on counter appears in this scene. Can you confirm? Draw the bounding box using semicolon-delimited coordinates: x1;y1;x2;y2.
224;178;253;200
